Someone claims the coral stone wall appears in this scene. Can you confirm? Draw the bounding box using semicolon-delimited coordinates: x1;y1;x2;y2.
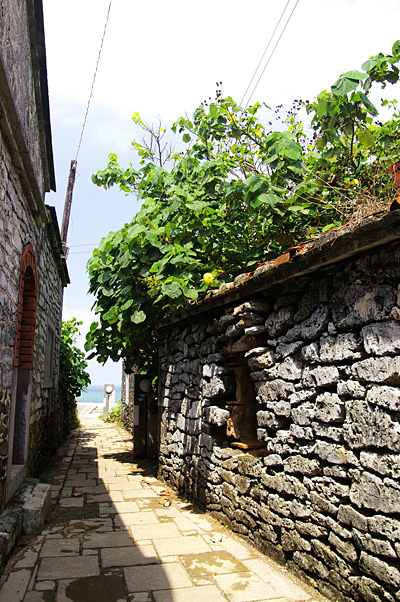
158;240;400;602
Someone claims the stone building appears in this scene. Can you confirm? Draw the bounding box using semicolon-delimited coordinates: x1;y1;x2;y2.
0;0;69;507
156;212;400;602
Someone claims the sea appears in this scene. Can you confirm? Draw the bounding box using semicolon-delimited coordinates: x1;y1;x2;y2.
76;384;122;404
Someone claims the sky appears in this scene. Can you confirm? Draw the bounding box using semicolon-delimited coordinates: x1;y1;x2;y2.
41;0;400;385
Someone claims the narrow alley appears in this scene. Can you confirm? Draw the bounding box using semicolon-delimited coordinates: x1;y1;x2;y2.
0;412;327;602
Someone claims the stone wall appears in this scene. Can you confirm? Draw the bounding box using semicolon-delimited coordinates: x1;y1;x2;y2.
0;0;53;200
157;227;400;602
0;119;67;505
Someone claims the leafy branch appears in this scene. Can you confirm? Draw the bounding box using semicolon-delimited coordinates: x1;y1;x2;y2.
86;41;400;374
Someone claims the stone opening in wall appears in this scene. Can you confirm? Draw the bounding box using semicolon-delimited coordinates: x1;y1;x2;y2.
225;360;266;451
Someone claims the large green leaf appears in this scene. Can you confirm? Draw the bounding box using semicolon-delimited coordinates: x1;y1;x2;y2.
358;92;378;116
342;70;368;81
280;140;302;161
331;76;360;96
161;281;182;299
356;128;375;148
131;310;146;324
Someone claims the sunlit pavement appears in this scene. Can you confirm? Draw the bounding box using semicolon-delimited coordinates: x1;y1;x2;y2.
0;413;328;602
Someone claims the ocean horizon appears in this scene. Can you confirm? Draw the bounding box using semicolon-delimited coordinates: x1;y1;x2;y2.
76;384;122;404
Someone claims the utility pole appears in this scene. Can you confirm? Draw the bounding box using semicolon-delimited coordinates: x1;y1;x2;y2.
60;160;77;255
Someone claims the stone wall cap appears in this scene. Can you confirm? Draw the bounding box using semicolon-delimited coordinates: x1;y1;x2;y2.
158;210;400;330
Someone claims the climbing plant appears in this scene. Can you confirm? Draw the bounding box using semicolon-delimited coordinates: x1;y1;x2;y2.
60;318;91;402
85;41;400;372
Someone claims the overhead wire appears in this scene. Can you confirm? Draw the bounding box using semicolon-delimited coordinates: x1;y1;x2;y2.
244;0;301;109
240;0;291;107
75;0;113;161
69;242;100;248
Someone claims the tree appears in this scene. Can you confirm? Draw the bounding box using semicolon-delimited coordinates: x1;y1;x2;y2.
85;42;400;374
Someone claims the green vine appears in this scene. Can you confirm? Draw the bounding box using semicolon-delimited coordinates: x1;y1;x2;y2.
85;41;400;374
60;318;91;402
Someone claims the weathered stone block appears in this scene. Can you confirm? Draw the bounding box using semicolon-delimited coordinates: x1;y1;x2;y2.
256;378;295;402
264;307;294;337
219;467;235;485
307;476;350;504
289;388;317;405
267;493;291;516
234;474;251;495
352;529;397;558
311;538;353;578
368;514;400;541
337;504;368;532
203;376;235;398
203;406;230;426
256;410;287;430
320;333;363;363
266;400;291;417
361;321;400;356
337;379;366;399
351;356;400;385
289;424;314;440
292;551;330;580
366;385;400;411
202;364;228;378
315;392;344;423
360;450;400;478
359;551;400;588
353;576;396;602
283;455;321;476
331;284;396;329
275;340;303;359
289;499;311;518
263;454;283;467
343;401;400;451
285;306;330;342
309;365;340;387
301;341;320;363
224;334;265;355
233;300;272;315
270;356;303;381
310;491;338;516
350;470;400;513
314;441;350;464
261;472;308;499
225;322;245;338
247;351;275;371
296;520;327;538
312;423;343;442
282;527;312;552
291;402;315;426
328;531;358;563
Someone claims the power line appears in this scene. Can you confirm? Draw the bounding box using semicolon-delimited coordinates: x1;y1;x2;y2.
69;242;100;248
240;0;291;107
75;0;113;161
244;0;301;109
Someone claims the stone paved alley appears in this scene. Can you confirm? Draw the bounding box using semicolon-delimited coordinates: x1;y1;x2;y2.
0;410;328;602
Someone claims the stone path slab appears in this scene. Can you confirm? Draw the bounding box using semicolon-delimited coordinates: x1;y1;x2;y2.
0;417;329;602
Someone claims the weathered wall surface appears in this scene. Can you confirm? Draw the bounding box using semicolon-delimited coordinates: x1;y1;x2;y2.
0;0;51;199
158;234;400;602
0;127;67;502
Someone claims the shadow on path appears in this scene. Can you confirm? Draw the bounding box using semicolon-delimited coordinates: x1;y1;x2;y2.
0;415;327;602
